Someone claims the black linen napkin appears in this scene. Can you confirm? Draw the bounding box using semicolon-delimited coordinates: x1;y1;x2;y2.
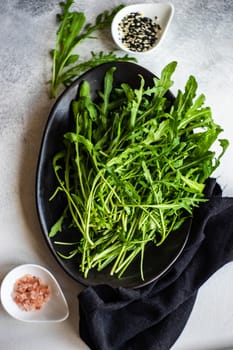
78;178;233;350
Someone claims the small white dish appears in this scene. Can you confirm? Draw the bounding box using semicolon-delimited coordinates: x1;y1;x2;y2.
0;264;69;322
111;3;174;54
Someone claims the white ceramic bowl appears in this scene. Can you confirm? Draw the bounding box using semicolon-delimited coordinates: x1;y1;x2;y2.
0;264;69;322
111;3;174;54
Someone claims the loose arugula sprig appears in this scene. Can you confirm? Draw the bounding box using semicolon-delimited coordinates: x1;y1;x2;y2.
59;51;135;86
51;0;136;97
49;62;229;280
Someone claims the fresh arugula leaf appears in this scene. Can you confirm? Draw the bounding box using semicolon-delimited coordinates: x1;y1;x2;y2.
61;51;136;86
49;62;229;280
50;1;136;97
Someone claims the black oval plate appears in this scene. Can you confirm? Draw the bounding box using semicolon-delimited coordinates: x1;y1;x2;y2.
36;62;191;289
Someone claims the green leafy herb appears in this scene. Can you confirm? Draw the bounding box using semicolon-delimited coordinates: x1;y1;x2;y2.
50;1;136;97
60;51;135;87
49;62;228;280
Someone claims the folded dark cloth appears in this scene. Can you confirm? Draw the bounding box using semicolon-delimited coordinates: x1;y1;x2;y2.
78;178;233;350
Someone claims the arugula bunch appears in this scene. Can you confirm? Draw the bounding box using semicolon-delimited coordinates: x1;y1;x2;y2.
49;62;228;280
50;0;136;97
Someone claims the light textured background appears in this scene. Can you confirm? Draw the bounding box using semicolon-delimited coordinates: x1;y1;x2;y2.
0;1;233;349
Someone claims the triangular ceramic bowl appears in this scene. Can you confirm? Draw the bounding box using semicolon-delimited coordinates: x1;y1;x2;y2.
0;264;69;322
111;3;174;54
